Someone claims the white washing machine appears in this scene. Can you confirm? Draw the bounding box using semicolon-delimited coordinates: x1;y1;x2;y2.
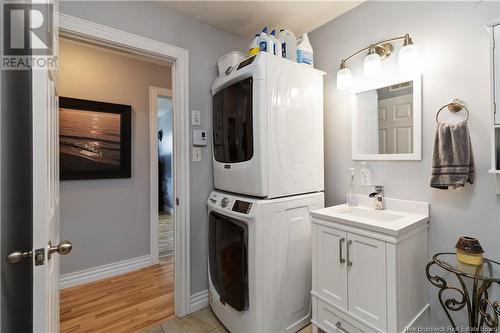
207;190;324;333
211;52;325;199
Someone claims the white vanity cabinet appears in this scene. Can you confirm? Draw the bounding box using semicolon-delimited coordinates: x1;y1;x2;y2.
310;200;430;333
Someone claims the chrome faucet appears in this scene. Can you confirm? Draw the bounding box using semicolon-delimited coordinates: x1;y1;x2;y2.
369;185;384;210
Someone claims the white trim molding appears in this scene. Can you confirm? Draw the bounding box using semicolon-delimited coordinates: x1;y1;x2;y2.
59;255;152;289
190;290;209;313
59;13;191;317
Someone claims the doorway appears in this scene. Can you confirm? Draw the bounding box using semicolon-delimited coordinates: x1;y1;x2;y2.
57;37;176;332
59;13;191;317
151;87;175;265
55;13;191;332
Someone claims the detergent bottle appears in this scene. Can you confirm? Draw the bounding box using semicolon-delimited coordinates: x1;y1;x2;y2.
296;33;313;66
258;27;273;54
249;34;260;56
269;29;280;56
278;29;297;61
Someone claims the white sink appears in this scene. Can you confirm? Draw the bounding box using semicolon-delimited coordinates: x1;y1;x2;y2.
336;207;404;222
310;196;429;236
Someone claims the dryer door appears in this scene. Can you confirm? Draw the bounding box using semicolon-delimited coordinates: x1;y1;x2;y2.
213;77;253;164
209;211;248;311
212;76;268;197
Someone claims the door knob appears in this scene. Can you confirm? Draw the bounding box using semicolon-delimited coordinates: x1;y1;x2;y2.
47;240;72;259
6;250;32;264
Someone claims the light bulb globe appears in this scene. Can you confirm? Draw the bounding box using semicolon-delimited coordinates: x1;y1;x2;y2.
399;44;420;73
337;67;353;90
364;53;382;78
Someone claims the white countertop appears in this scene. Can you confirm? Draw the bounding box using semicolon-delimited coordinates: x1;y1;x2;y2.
311;196;429;236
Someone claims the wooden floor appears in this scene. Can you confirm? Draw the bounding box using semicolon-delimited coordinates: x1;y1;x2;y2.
60;256;174;333
158;213;174;259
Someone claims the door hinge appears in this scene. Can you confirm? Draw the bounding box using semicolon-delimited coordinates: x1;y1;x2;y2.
176;197;180;206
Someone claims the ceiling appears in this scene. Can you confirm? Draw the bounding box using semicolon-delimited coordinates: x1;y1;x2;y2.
160;1;363;39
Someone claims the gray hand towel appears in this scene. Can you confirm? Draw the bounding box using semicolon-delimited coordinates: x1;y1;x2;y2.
430;121;474;189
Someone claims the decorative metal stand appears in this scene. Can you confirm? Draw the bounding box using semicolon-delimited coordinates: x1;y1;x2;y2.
426;253;500;331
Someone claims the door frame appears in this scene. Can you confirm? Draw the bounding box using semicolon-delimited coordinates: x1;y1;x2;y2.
58;13;191;317
149;86;173;265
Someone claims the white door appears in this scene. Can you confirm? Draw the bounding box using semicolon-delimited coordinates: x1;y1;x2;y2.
32;2;64;331
378;94;413;154
347;233;387;331
315;225;348;310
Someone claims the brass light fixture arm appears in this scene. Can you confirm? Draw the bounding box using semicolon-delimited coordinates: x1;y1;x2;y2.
340;34;412;69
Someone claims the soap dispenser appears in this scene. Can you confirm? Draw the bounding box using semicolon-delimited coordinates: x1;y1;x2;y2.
347;168;358;207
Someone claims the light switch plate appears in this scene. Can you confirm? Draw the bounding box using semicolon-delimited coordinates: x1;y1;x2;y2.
192;147;202;162
192;110;201;126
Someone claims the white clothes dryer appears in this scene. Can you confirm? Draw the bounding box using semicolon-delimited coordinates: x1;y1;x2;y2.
211;52;325;198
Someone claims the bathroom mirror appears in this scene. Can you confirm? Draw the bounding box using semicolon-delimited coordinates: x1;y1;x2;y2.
352;75;422;160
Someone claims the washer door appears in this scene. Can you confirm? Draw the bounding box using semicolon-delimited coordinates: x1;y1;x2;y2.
209;211;248;311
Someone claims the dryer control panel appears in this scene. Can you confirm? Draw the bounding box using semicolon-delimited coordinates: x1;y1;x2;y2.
232;200;252;214
209;192;253;214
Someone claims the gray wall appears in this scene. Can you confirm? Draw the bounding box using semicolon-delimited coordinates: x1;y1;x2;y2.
59;39;172;274
59;1;248;294
309;1;500;327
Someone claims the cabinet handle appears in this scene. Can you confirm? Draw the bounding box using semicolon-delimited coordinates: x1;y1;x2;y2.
339;237;346;263
336;321;350;333
347;240;353;267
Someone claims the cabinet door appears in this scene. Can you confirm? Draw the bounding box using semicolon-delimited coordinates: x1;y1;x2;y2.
315;225;348;310
347;233;387;331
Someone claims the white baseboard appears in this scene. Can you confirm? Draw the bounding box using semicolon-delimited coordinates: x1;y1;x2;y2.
190;289;209;313
60;255;152;289
404;304;430;332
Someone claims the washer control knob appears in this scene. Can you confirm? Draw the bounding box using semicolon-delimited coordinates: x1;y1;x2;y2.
221;198;229;208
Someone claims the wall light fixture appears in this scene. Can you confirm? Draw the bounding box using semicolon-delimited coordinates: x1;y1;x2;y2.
336;33;419;90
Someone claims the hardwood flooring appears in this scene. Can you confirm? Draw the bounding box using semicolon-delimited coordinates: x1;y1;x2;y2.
158;213;174;259
60;256;174;333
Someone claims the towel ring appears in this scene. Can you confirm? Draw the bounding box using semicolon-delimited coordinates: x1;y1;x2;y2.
436;99;469;123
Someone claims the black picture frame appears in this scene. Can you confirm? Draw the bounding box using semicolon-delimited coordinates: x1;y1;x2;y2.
59;97;132;180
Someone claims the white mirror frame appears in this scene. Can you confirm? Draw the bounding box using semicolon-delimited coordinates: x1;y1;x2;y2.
352;74;422;161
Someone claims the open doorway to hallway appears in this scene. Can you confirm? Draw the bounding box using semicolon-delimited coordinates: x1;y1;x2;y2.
156;91;175;265
57;37;176;332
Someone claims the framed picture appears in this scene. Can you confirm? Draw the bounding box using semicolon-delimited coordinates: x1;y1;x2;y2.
59;97;131;180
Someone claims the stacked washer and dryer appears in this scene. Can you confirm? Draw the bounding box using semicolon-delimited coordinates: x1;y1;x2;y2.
207;52;325;333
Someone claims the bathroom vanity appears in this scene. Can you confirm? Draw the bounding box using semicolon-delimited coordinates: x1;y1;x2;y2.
310;196;430;333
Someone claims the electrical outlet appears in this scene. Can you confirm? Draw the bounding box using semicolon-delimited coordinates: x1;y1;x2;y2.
192;110;201;126
360;168;372;186
192;147;202;162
